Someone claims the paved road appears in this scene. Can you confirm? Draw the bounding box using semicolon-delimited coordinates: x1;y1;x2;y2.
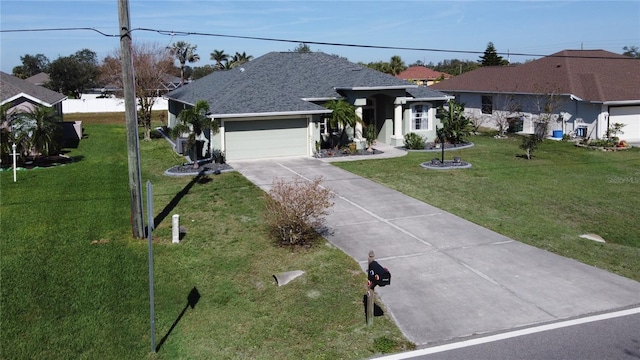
230;154;640;347
377;308;640;360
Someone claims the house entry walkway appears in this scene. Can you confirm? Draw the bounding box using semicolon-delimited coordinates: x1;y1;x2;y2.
229;150;640;347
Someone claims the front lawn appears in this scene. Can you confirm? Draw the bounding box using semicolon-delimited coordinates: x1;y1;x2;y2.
0;118;412;359
334;135;640;282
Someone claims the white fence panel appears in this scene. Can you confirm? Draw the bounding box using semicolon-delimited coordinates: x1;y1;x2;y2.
63;97;168;113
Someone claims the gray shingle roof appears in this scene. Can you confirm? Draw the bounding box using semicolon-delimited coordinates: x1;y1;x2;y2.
430;50;640;102
166;52;450;116
1;71;67;106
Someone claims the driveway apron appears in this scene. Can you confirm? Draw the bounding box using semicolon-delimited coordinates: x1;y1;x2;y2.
230;156;640;347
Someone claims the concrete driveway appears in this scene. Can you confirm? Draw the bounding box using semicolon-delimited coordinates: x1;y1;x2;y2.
229;151;640;347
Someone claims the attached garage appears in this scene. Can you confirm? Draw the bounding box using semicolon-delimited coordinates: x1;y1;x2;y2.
223;118;309;161
609;106;640;142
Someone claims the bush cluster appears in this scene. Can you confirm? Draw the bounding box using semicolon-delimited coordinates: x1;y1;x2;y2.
263;177;334;246
403;132;426;150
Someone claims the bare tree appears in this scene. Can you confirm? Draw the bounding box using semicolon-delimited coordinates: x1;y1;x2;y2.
491;93;522;137
100;42;174;141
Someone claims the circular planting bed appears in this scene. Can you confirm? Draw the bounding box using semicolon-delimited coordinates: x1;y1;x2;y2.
420;157;472;170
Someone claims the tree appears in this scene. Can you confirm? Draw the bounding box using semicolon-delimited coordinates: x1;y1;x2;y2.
47;49;99;98
231;51;253;67
169;41;200;85
436;100;473;144
171;99;219;169
12;54;50;79
100;42;174;140
388;55;407;75
519;92;565;159
22;106;62;157
191;65;217;79
210;49;229;70
324;99;362;146
479;42;508;66
432;59;480;75
622;46;640;58
292;43;312;53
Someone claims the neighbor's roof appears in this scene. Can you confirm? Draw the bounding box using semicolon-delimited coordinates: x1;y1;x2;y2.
166;52;450;117
430;50;640;103
1;71;67;106
25;72;50;86
396;66;451;81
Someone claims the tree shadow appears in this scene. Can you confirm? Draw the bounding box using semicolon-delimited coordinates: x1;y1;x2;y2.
155;287;201;353
154;171;211;228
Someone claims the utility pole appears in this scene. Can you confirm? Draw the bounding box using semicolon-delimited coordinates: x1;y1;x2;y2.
118;0;145;239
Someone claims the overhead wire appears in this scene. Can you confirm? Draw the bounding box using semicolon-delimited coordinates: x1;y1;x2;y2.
1;26;637;61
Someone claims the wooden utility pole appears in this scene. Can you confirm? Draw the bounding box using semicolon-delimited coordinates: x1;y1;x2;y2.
118;0;145;239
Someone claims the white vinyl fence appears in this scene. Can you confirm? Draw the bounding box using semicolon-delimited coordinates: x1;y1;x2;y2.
62;95;168;113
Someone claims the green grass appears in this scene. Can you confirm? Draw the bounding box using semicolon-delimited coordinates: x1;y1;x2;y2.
334;134;640;281
0;120;412;359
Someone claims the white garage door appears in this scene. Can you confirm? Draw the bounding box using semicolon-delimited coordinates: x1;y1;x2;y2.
224;118;309;160
609;106;640;142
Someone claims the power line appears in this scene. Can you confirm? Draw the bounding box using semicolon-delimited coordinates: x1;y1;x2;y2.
1;27;637;61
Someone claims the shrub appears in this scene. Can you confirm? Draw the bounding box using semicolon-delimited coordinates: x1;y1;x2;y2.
436;100;473;144
403;132;426;150
263;177;334;246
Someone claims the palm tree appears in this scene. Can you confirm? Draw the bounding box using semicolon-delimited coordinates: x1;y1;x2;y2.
325;99;362;147
171;100;219;169
388;55;407;76
169;41;200;85
210;49;229;70
231;51;253;67
436;100;472;145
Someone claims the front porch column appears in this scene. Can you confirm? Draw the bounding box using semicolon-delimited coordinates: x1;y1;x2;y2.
355;106;363;139
390;99;404;146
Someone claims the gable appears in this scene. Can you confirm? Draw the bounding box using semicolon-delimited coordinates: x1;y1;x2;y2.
1;71;67;107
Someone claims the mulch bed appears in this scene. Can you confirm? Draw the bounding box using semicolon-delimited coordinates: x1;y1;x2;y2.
1;155;74;170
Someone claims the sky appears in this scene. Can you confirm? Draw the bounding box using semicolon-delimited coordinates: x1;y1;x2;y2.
1;0;639;74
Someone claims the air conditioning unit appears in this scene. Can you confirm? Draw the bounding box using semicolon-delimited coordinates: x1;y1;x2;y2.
175;138;188;154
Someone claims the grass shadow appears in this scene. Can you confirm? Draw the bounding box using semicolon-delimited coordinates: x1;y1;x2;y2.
155;287;201;353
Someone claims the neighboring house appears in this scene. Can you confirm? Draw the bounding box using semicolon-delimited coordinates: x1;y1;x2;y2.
396;66;451;86
0;71;81;146
25;72;51;86
165;52;451;161
1;71;66;118
430;50;640;142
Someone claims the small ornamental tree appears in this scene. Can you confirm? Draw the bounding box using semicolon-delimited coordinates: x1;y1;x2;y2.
264;177;334;246
436;100;472;144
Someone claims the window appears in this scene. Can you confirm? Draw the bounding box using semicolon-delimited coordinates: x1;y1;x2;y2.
481;95;493;114
411;104;431;130
319;118;328;135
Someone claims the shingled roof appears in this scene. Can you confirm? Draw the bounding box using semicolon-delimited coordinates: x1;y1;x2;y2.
166;52;449;117
1;71;66;106
396;66;451;81
430;50;640;103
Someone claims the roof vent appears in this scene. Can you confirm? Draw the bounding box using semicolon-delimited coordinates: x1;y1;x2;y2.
240;67;245;72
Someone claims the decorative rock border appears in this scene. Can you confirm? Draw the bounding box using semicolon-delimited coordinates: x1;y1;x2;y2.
420;158;472;170
574;143;632;151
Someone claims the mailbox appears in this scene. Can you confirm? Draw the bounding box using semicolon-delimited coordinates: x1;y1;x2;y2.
367;260;391;288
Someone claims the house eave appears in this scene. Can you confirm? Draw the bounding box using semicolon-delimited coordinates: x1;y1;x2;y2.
211;109;332;119
598;100;640;106
1;92;67;107
406;95;454;102
334;85;417;91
